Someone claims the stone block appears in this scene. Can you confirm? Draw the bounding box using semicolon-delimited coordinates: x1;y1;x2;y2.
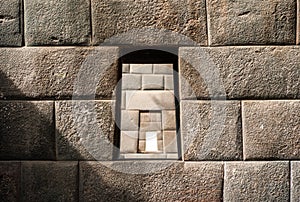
163;131;178;153
207;0;296;45
243;101;300;160
55;101;115;160
153;64;173;74
140;122;161;132
0;162;20;201
0;0;23;46
0;101;55;160
121;110;139;131
121;91;126;109
142;75;164;90
162;110;176;130
164;75;174;90
157;140;163;152
224;162;289;201
139;131;162;140
291;161;300;202
122;74;142;90
24;0;90;45
80;161;223;201
91;0;207;45
122;64;130;73
138;140;145;152
120;131;138;153
22;162;78;202
0;47;119;99
298;0;300;45
140;111;161;122
130;64;152;74
179;47;300;99
181;101;242;160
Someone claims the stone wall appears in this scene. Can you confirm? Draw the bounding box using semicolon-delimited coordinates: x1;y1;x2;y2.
0;0;300;201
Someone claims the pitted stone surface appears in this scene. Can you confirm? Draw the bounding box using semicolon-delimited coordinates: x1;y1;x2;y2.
292;161;300;202
0;162;20;201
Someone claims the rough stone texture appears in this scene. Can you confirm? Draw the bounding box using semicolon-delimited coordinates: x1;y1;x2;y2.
163;131;178;153
80;161;223;201
153;64;173;74
298;0;300;45
180;47;300;99
0;47;119;99
224;162;290;201
122;74;142;90
0;101;55;160
0;162;20;201
22;161;78;202
55;101;115;160
121;110;139;131
0;0;23;46
120;131;138;153
162;110;176;130
130;64;153;74
164;75;174;90
181;101;242;160
243;101;300;160
24;0;90;45
291;161;300;202
91;0;207;45
142;75;164;90
207;0;296;45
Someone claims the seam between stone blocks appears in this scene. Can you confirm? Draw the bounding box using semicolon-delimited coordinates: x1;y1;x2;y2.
205;0;211;46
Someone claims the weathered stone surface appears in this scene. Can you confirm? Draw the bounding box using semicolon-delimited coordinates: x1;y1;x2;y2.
243;101;300;160
181;101;242;160
0;0;23;46
298;0;300;45
120;131;138;153
121;110;139;131
0;47;119;99
207;0;296;45
142;75;164;90
0;101;55;160
0;162;20;201
130;64;153;74
164;75;174;90
153;64;173;74
55;101;115;160
24;0;90;45
162;110;176;130
163;131;178;153
122;74;142;90
291;161;300;202
22;161;78;202
180;47;300;99
224;162;289;201
80;161;223;201
91;0;207;45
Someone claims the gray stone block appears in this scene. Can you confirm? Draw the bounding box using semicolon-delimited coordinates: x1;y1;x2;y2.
142;75;164;90
153;64;173;74
122;74;142;90
0;47;119;99
22;161;78;202
0;0;23;46
164;75;174;90
243;101;300;160
163;131;178;153
292;161;300;202
24;0;90;45
0;101;55;160
121;110;139;131
181;101;242;160
207;0;296;45
55;101;115;160
162;110;176;130
0;162;20;201
224;162;289;201
120;131;138;153
80;161;223;201
130;64;152;74
91;0;207;45
179;47;300;99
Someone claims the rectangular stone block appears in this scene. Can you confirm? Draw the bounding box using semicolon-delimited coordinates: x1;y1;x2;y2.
207;0;296;45
120;131;138;153
164;75;174;90
121;91;126;109
91;0;207;45
292;161;300;202
80;161;223;201
0;162;20;201
0;47;119;99
122;74;142;90
180;47;300;99
130;64;152;74
243;101;300;160
162;110;176;130
153;64;173;74
22;162;78;202
138;140;145;152
181;101;242;160
121;110;139;131
163;131;178;153
24;0;90;45
140;111;161;122
0;0;23;46
0;101;55;160
55;101;115;160
142;75;164;90
140;122;161;132
224;162;289;201
122;64;130;73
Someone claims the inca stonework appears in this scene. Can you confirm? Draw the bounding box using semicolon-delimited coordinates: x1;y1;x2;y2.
0;0;300;201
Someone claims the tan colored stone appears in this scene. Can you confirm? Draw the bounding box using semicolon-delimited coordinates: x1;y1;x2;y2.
139;131;162;140
122;74;142;90
163;131;178;153
121;110;139;131
122;64;130;73
157;140;163;152
164;75;174;90
138;140;145;153
142;75;164;90
120;131;138;153
153;64;173;74
291;161;300;202
162;110;176;130
130;64;152;74
140;111;161;122
140;122;161;132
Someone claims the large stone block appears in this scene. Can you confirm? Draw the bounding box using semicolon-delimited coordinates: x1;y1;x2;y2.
181;101;242;160
22;162;78;202
224;162;289;201
91;0;207;45
0;0;23;46
292;161;300;202
0;162;20;201
243;101;300;160
0;101;55;160
55;101;115;160
24;0;90;45
0;47;119;99
179;47;300;99
207;0;296;45
80;161;223;201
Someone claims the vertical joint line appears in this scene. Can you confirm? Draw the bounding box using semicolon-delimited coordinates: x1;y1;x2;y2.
89;0;93;45
205;0;211;46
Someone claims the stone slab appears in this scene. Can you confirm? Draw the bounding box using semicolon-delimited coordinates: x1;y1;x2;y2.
0;162;20;201
24;0;90;45
181;101;242;160
130;64;152;74
291;161;300;202
80;161;223;201
207;0;296;45
55;101;115;160
122;74;142;90
162;110;176;130
243;101;300;160
0;47;119;99
0;101;55;160
121;110;139;131
224;161;289;201
164;75;174;90
22;161;78;202
142;75;164;90
0;0;23;46
179;47;300;99
120;131;138;153
163;131;178;153
153;64;173;74
140;111;161;122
